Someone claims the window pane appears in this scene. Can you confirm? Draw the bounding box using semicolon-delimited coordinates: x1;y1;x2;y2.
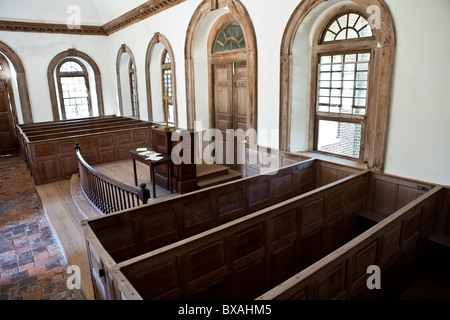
332;72;342;81
321;56;332;64
320;72;331;81
356;72;368;81
358;53;371;62
348;14;360;28
337;15;348;29
317;120;362;158
324;31;336;42
328;21;341;34
332;55;343;63
345;54;357;62
347;29;359;39
359;25;372;37
319;80;330;88
320;64;331;72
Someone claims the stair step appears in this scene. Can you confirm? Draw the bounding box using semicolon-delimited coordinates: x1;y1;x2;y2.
196;170;241;189
196;163;230;181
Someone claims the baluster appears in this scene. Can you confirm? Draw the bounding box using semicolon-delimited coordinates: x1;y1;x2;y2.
107;183;113;213
131;193;136;207
126;192;131;210
112;185;118;213
118;189;124;211
97;177;103;212
101;179;107;214
104;182;110;214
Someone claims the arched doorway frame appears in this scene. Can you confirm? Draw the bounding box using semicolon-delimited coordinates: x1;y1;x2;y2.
0;53;19;125
185;0;257;131
0;41;33;124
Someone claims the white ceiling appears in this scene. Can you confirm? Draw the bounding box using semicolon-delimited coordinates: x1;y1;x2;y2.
0;0;150;26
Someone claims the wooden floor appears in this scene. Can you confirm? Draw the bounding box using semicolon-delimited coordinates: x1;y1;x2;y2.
36;180;95;300
35;159;181;300
94;159;176;202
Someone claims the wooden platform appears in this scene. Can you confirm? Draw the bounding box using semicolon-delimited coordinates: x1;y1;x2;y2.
196;163;241;189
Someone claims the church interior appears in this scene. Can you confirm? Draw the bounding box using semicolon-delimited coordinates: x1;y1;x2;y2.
1;0;450;301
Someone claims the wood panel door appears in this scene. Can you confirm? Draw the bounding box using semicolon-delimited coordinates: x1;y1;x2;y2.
233;61;249;131
0;79;16;155
213;62;248;132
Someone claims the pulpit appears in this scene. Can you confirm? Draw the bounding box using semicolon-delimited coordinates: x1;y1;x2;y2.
151;126;197;194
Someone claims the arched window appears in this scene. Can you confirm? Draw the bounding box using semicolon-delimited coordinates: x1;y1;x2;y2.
214;23;246;53
129;60;138;117
161;49;174;125
312;12;375;160
56;59;92;119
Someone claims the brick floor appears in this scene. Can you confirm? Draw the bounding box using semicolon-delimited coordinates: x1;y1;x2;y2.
0;155;82;300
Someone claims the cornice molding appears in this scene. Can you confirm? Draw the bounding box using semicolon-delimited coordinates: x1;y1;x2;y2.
0;0;187;37
0;20;106;36
103;0;187;35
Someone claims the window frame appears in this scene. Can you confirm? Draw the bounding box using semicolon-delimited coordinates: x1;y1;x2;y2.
56;58;93;120
161;49;174;125
310;11;378;162
128;59;138;118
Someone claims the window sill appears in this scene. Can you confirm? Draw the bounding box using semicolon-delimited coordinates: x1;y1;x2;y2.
293;150;368;171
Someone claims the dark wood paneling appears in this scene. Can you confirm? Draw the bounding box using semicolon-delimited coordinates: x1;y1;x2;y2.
114;171;369;300
89;159;322;263
258;185;442;301
18;117;153;185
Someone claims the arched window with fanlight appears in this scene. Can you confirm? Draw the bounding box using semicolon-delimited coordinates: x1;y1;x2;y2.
161;49;174;125
312;12;374;160
56;59;92;119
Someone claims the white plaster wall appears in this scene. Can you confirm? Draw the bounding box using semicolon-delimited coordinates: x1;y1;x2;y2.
383;0;450;186
242;0;302;148
107;0;203;127
0;32;115;122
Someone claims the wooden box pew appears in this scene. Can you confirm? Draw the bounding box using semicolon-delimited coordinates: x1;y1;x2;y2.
16;115;121;167
81;159;365;299
22;118;140;136
257;185;443;300
16;117;154;185
109;172;441;300
25;121;150;142
110;170;370;300
428;186;450;247
18;115;118;130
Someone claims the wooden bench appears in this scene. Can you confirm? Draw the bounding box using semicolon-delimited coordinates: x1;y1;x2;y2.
82;169;445;300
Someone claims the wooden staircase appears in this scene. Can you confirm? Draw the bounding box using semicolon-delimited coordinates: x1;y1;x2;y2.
196;163;241;189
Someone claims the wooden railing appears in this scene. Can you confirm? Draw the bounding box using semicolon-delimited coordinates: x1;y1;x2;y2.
75;142;150;215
